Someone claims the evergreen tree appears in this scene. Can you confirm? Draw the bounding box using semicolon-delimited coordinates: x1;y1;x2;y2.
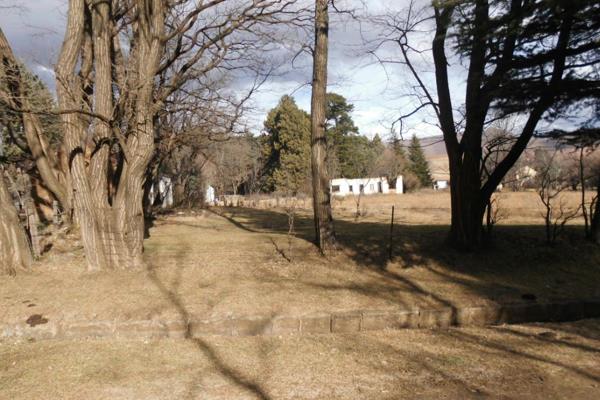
260;95;311;194
0;65;61;165
385;132;409;189
408;135;432;187
325;92;358;147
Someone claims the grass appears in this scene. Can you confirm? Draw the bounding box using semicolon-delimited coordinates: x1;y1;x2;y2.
3;192;599;326
2;191;600;399
1;319;599;399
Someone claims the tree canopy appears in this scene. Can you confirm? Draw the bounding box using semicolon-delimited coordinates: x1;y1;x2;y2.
261;95;311;194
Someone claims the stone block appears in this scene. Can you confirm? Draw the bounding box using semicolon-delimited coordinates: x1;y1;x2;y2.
231;317;272;336
162;320;189;338
63;320;115;338
270;317;300;335
115;320;166;339
418;308;454;328
300;314;331;334
2;322;59;339
189;319;231;337
499;303;548;324
361;310;419;330
331;313;361;333
456;306;502;327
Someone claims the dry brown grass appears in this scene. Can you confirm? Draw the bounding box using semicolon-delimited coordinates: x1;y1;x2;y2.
332;190;589;226
2;191;600;399
1;319;599;399
3;192;599;327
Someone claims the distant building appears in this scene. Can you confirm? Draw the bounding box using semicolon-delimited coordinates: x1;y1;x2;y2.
330;176;403;196
205;185;216;205
148;176;173;208
433;179;449;190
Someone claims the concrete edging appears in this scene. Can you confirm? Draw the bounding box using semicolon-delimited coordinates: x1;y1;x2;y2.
3;299;600;341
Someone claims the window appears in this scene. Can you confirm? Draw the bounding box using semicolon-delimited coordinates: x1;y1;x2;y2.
369;184;375;192
359;184;365;193
332;185;340;193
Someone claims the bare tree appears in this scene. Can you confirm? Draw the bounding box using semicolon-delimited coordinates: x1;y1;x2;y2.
310;0;335;253
369;0;600;250
544;127;600;243
51;0;303;270
536;152;581;245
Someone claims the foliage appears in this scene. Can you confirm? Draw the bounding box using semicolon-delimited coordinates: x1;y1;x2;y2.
407;135;432;188
336;134;382;179
324;93;384;179
261;95;311;194
0;65;60;165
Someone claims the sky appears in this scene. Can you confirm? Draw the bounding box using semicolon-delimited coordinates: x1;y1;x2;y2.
0;0;458;140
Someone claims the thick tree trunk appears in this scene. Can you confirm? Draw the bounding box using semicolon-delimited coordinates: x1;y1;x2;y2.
54;0;163;270
0;171;32;275
447;163;487;250
56;0;107;271
310;0;335;252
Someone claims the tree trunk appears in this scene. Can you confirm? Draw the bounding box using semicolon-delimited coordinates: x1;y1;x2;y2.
591;176;600;245
53;0;164;270
447;159;487;250
0;170;32;275
310;0;335;252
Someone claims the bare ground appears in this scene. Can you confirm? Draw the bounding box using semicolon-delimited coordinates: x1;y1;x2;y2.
1;319;599;399
2;192;600;325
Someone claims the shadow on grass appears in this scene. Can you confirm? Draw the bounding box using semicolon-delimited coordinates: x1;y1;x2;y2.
143;208;600;397
146;251;272;400
210;206;600;307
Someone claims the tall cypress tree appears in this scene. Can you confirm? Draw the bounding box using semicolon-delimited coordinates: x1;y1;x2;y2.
408;135;432;187
261;95;311;194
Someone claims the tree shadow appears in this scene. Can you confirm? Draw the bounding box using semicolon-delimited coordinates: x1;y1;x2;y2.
139;208;600;398
351;321;600;397
212;207;600;306
146;250;272;400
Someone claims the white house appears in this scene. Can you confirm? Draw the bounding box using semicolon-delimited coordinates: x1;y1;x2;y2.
330;176;403;196
433;180;449;190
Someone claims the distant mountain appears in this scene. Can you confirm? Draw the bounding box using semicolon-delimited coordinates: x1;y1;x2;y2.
399;134;583;182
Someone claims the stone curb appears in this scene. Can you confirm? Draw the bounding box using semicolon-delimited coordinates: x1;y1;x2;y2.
2;298;600;341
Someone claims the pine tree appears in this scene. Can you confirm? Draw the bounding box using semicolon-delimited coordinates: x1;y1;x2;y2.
408;135;432;188
261;95;311;194
385;132;409;189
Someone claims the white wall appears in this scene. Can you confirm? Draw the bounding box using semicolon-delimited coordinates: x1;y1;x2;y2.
330;177;402;196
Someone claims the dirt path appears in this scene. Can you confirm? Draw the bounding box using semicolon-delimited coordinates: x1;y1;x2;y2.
2;319;599;399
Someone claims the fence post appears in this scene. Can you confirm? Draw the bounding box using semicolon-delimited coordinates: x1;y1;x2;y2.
388;205;395;261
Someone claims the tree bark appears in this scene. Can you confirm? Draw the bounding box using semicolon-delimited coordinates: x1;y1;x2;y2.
0;170;32;275
53;0;165;270
591;175;600;244
310;0;335;252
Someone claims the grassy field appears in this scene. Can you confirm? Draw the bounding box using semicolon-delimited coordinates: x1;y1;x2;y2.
1;319;599;399
2;192;599;324
2;191;600;399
